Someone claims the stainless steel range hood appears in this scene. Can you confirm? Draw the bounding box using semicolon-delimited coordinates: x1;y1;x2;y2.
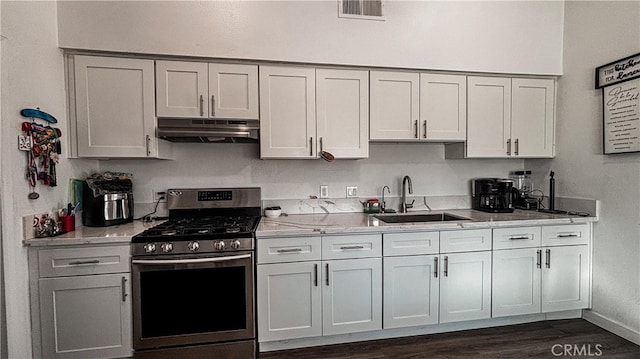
157;118;259;143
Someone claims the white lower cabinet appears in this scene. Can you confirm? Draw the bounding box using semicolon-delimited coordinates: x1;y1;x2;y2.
492;247;542;317
542;245;590;312
383;255;439;329
439;251;492;323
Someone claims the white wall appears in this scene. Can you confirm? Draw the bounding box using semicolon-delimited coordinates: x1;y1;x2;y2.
527;1;640;338
0;2;96;358
57;0;564;75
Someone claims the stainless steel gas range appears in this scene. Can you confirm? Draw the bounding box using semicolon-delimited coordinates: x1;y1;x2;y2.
131;187;261;359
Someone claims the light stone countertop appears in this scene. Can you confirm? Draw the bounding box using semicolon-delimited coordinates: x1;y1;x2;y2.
256;209;597;238
23;220;161;247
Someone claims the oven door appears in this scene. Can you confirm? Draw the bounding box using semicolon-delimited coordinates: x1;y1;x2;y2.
131;252;254;350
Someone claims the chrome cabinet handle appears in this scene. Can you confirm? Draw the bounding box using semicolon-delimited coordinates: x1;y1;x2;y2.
325;263;330;286
276;248;303;253
211;95;215;117
414;120;418;138
340;245;365;250
444;256;449;277
314;263;318;287
536;250;542;269
509;236;530;240
320;137;323;152
199;95;204;116
434;257;438;278
558;233;579;238
310;137;313;157
545;249;551;268
423;120;427;139
69;259;100;266
146;135;151;156
507;139;512;156
121;276;128;302
515;138;519;155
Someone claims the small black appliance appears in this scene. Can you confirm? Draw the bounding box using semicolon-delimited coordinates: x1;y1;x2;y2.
472;178;516;213
82;179;134;227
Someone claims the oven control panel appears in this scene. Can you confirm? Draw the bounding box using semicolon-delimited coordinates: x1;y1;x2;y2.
132;238;254;256
197;190;232;201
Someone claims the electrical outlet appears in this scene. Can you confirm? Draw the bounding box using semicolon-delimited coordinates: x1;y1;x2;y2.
320;185;329;198
153;190;167;203
346;186;358;198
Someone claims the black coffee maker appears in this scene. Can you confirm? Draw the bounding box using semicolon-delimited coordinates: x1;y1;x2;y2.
472;178;516;213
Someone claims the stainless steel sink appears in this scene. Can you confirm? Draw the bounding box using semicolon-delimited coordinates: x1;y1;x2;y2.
374;213;470;223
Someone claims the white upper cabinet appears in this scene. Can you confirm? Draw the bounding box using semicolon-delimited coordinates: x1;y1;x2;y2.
208;63;259;119
511;78;555;157
260;66;369;159
259;66;316;158
465;76;555;158
420;73;467;141
72;55;170;158
156;61;258;120
466;76;512;157
155;60;208;118
370;71;420;140
316;68;369;159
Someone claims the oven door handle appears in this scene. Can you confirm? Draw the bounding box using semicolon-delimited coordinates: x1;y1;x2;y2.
132;254;251;265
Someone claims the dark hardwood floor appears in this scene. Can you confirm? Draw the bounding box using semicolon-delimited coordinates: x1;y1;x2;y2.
259;319;640;358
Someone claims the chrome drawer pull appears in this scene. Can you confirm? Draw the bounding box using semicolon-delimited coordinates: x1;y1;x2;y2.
536;250;542;269
69;259;100;266
276;248;303;253
509;236;530;240
545;249;551;268
121;276;128;302
444;256;449;277
340;245;365;250
558;233;579;238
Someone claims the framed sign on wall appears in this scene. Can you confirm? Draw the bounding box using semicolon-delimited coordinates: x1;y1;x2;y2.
595;52;640;155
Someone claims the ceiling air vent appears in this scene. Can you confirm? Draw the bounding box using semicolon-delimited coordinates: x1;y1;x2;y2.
339;0;385;20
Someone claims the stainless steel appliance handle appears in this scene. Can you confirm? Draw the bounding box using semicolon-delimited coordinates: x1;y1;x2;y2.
211;95;215;117
515;138;519;155
340;245;365;250
536;249;542;269
423;120;427;139
69;259;100;265
277;248;303;253
444;256;448;277
199;95;204;116
132;254;251;265
414;120;418;138
545;249;551;268
121;276;128;302
314;263;318;287
506;139;511;156
434;256;438;278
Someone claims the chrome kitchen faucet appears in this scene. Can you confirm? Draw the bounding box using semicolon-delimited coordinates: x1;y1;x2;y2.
401;175;415;213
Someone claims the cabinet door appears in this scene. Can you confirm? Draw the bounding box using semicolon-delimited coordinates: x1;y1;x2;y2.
316;68;369;158
155;60;208;118
420;73;467;141
492;248;541;317
322;258;382;335
209;63;259;119
383;255;439;329
466;76;512;157
542;245;589;312
439;251;491;323
369;71;420;140
260;66;316;158
39;274;132;359
257;262;322;342
511;78;555;157
74;56;156;157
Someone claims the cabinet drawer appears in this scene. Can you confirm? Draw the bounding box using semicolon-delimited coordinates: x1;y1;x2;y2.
383;232;439;256
440;229;492;253
542;224;590;246
493;227;542;250
38;245;130;278
257;237;322;264
322;234;382;260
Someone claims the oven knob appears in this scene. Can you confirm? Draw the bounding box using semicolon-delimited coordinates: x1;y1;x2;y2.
187;241;200;252
161;242;173;253
143;243;157;253
230;240;241;249
214;241;225;251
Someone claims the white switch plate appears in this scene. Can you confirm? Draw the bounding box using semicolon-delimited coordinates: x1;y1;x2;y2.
320;185;329;198
346;186;358;198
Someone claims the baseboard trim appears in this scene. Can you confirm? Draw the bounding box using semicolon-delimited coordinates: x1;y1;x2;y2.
583;310;640;345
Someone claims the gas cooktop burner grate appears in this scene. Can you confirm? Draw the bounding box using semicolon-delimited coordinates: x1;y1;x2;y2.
138;216;260;238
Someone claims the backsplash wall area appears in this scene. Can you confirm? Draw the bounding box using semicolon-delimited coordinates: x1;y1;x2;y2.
97;142;525;213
